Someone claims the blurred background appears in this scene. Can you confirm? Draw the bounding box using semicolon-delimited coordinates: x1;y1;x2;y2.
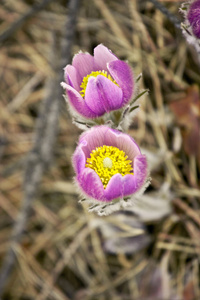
0;0;200;299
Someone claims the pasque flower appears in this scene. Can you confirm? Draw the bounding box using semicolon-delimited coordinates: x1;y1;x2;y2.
61;44;134;119
73;126;148;203
187;0;200;38
180;1;200;60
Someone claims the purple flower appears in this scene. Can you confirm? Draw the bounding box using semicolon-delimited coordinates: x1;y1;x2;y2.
187;0;200;38
180;1;200;60
73;126;148;202
62;44;134;119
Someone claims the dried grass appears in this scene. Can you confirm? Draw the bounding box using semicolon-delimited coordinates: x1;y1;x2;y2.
0;0;200;299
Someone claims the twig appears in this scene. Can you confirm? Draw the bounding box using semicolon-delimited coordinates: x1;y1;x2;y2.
0;35;60;297
148;0;181;29
0;0;54;43
0;0;80;296
173;198;200;227
7;72;44;112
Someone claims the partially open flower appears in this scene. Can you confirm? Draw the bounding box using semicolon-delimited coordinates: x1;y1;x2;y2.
61;44;134;119
180;1;200;58
73;126;149;211
187;0;200;39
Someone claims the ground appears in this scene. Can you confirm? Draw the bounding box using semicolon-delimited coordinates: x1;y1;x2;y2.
0;0;200;299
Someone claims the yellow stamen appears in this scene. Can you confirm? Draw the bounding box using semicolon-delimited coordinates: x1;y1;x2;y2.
85;145;133;189
80;70;118;98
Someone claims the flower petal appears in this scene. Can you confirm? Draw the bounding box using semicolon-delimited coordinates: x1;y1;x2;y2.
64;65;81;91
84;77;106;116
85;75;123;113
79;126;141;160
108;60;134;104
104;174;123;201
61;82;97;118
78;168;105;201
72;53;94;80
72;141;87;175
79;126;108;157
187;0;200;38
94;44;118;70
104;129;141;161
123;155;148;196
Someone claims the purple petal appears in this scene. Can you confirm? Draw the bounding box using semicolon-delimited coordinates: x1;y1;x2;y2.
85;75;123;113
108;60;134;105
72;53;94;81
104;129;141;161
123;155;148;196
72;141;87;175
64;65;81;91
79;126;108;157
84;77;106;116
78;168;105;201
94;44;118;71
79;126;141;160
187;0;200;38
104;174;123;201
62;82;97;118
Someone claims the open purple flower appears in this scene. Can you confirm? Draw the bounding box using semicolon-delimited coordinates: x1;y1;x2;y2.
61;44;134;119
187;0;200;38
73;126;149;203
180;1;200;59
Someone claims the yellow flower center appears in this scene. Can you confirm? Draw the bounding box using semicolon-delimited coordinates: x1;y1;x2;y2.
79;70;118;98
85;145;133;188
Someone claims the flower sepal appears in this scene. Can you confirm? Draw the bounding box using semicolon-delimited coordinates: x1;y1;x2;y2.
80;197;132;216
78;175;151;216
116;88;149;131
62;85;148;131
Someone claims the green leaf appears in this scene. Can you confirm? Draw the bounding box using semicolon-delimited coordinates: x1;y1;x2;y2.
130;89;149;106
